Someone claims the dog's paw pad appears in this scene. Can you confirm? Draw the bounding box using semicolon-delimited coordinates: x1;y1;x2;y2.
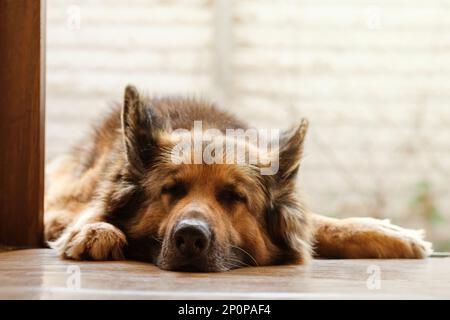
403;230;433;258
343;217;433;259
56;222;127;260
370;219;433;258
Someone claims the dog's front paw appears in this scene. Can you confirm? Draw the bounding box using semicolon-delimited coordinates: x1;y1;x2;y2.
346;217;433;259
50;222;127;260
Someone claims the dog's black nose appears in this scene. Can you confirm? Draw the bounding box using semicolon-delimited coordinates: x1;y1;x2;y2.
173;219;211;256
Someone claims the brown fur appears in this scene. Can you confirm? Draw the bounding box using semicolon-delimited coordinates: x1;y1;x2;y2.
45;85;432;272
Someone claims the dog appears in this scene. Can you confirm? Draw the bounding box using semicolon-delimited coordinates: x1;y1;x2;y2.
44;85;432;272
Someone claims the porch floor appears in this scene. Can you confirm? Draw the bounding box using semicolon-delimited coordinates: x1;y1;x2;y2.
0;249;449;299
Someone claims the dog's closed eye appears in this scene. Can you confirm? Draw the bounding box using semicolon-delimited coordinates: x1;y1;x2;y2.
162;182;187;199
217;188;247;206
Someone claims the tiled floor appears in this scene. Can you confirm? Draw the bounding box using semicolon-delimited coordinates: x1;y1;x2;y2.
0;249;448;299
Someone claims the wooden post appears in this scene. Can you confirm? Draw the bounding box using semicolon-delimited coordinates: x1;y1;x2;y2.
0;0;46;247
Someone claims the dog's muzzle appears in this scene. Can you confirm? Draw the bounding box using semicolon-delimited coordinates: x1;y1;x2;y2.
173;218;211;256
160;208;222;272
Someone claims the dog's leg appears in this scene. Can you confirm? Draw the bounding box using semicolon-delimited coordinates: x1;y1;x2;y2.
311;213;432;259
44;210;77;242
48;207;127;261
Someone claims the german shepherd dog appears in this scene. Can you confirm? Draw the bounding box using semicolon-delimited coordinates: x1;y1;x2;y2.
45;85;432;272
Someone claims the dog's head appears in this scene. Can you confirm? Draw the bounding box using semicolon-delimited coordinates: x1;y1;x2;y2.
104;86;313;272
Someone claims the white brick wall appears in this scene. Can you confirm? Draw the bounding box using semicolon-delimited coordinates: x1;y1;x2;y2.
46;0;450;249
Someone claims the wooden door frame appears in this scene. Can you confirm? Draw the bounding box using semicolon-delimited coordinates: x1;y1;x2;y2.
0;0;46;248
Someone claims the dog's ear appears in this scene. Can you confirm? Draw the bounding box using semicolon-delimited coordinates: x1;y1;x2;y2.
122;85;163;175
276;118;308;183
265;119;312;263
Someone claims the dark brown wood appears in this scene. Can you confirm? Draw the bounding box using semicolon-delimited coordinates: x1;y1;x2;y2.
0;0;45;247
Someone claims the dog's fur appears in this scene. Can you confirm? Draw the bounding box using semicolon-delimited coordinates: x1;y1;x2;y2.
45;85;432;271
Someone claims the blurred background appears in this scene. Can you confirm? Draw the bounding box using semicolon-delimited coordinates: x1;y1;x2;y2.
46;0;450;251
